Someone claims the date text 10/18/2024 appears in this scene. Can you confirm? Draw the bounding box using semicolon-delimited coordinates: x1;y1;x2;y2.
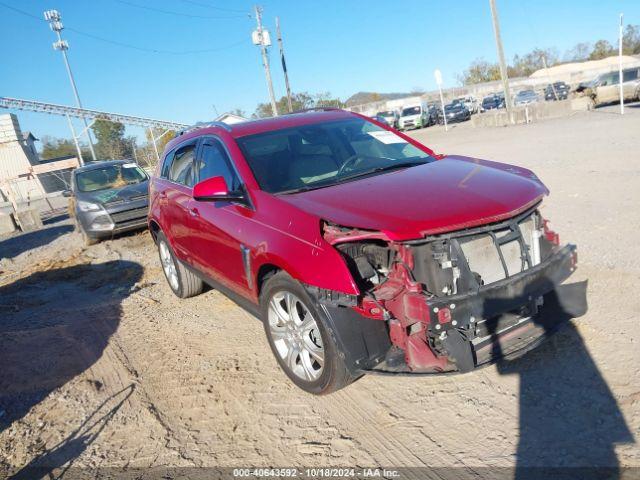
232;468;401;478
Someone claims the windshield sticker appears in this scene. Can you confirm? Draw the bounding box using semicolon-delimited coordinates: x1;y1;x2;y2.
367;130;408;144
122;163;138;168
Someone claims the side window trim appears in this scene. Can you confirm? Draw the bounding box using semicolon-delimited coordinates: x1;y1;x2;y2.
160;149;175;179
195;135;243;189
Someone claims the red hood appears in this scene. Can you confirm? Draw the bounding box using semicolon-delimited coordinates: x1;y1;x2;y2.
279;155;548;241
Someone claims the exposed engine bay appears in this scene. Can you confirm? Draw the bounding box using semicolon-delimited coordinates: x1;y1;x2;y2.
322;207;578;374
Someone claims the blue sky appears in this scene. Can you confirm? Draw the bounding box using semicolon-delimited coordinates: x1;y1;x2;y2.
1;0;638;142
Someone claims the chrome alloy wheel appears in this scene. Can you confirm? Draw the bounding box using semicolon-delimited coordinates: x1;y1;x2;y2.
268;291;324;381
159;240;179;291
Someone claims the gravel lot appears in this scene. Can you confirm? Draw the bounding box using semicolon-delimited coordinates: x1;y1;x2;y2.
1;106;639;477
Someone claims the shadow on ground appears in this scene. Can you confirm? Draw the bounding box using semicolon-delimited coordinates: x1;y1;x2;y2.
0;224;74;261
8;385;135;480
487;282;634;478
0;259;143;474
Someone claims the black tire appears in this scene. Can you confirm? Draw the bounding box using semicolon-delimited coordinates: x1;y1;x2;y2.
260;271;356;395
156;231;203;299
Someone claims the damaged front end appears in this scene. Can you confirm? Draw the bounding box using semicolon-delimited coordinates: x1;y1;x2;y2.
321;207;580;374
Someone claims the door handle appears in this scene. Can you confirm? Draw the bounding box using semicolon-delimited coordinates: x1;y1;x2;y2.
189;207;199;217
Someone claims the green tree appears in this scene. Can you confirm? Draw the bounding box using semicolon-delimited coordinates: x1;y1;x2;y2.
313;91;345;108
91;119;131;160
623;24;640;55
510;48;559;77
564;42;592;62
458;59;501;85
254;91;332;118
589;40;615;60
40;136;91;160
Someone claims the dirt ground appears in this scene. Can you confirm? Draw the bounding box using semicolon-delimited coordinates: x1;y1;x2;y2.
1;106;639;476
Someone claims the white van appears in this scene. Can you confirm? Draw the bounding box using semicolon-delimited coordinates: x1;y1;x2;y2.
398;102;432;130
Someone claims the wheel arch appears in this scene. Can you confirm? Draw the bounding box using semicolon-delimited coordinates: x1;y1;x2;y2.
148;219;161;243
252;247;359;299
255;262;282;298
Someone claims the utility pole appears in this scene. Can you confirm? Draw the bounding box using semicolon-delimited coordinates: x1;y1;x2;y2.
541;54;559;100
488;0;513;124
276;17;293;113
44;10;97;161
619;13;624;115
253;6;278;116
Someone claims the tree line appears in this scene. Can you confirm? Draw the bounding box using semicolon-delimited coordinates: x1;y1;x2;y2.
39;92;345;163
251;91;345;118
41;119;176;167
458;25;640;85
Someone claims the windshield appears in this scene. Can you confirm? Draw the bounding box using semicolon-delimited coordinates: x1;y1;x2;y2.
445;104;462;112
482;97;495;105
517;91;535;97
377;111;394;117
401;106;421;116
237;118;435;194
76;163;147;193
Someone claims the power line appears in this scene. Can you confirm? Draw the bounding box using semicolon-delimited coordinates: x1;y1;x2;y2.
66;29;247;55
113;0;249;19
0;1;41;21
0;1;247;55
175;0;249;15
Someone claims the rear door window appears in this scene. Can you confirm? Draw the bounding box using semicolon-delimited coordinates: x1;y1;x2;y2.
169;141;197;187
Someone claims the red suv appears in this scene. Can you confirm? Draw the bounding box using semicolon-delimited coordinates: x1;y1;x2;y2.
148;108;578;394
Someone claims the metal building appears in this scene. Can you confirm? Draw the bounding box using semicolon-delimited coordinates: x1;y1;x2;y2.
0;113;79;212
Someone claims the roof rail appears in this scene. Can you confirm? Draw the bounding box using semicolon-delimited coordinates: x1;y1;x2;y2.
176;120;232;137
285;107;344;115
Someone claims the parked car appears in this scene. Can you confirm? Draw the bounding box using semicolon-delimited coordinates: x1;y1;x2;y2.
427;102;442;124
64;160;149;245
374;110;398;128
514;90;540;106
443;102;471;122
455;95;479;114
149;108;578;394
544;82;570;101
480;94;505;111
588;67;640;106
398;103;432;130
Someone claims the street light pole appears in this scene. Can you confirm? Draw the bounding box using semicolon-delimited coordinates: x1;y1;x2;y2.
488;0;514;124
619;13;624;115
434;69;448;132
253;5;278;116
44;9;97;161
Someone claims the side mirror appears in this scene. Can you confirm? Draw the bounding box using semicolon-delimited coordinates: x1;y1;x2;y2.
193;175;245;203
62;189;73;198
